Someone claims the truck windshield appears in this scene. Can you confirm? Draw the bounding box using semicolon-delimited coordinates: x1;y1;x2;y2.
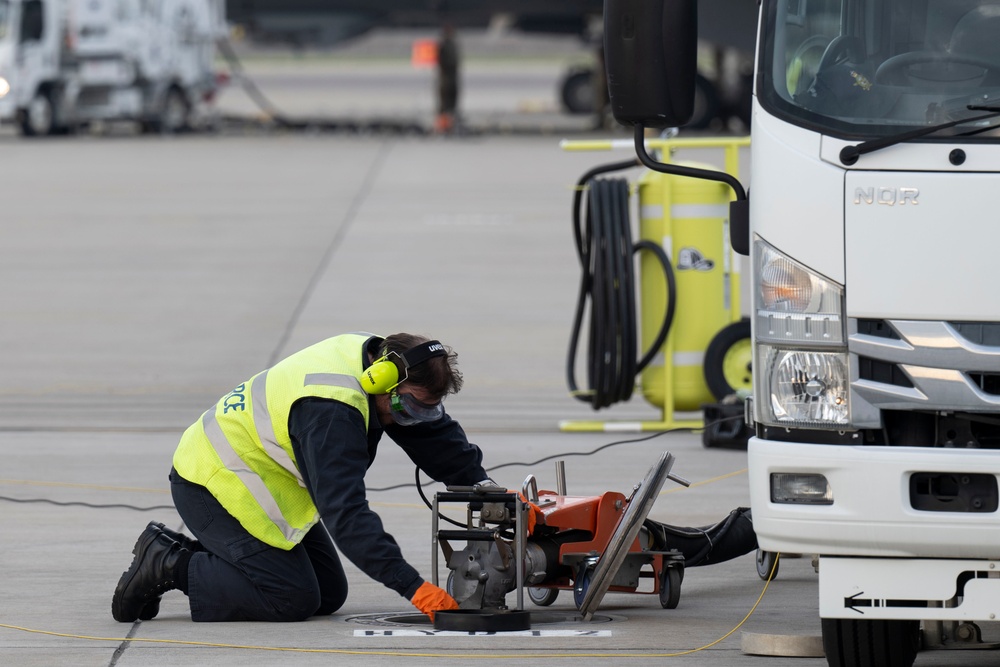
759;0;1000;138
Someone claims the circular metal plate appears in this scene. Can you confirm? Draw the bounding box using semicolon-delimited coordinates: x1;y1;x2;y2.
577;451;676;620
433;609;532;632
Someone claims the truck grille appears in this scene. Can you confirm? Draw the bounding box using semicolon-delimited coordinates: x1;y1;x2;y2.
952;322;1000;347
857;357;913;388
968;373;1000;396
856;318;900;339
850;319;1000;412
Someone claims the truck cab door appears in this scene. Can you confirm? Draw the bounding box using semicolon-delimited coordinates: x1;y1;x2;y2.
14;0;52;96
14;0;64;133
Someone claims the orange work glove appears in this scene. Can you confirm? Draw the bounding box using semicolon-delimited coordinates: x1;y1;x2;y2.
410;581;459;621
508;490;544;535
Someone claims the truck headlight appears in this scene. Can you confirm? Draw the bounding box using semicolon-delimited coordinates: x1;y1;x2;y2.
759;346;850;424
754;239;849;427
0;77;9;97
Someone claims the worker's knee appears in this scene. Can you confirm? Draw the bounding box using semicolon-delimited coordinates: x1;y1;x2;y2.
314;583;348;616
269;585;322;622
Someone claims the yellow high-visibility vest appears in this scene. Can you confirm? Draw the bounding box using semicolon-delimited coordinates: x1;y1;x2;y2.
173;333;372;549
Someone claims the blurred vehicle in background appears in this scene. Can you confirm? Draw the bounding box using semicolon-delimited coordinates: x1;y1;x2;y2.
0;0;226;136
224;0;756;131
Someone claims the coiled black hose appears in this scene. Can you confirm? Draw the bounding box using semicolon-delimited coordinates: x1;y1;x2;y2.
567;160;677;410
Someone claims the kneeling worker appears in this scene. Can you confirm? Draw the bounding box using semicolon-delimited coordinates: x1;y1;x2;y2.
113;332;490;622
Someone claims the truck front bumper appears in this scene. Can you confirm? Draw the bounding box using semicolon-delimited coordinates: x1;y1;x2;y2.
748;437;1000;559
0;93;15;123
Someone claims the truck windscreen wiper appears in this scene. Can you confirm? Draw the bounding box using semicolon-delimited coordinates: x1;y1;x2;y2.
839;105;1000;165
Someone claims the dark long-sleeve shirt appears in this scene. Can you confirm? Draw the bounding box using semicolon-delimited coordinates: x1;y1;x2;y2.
288;394;487;599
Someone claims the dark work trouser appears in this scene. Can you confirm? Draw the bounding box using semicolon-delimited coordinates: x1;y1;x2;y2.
169;468;348;622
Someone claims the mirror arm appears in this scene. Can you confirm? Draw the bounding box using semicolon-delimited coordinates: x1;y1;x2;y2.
632;124;750;255
632;124;747;201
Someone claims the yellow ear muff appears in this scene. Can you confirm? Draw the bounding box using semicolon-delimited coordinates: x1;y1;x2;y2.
361;357;400;394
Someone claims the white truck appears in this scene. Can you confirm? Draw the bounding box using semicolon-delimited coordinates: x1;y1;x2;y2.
604;1;1000;665
0;0;225;135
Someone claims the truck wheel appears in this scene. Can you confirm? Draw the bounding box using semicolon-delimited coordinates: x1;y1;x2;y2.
19;89;56;137
146;87;189;134
685;73;721;130
821;618;920;667
704;319;752;400
560;68;594;115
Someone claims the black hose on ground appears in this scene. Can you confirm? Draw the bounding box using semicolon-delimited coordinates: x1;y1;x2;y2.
644;508;758;567
567;161;677;410
215;38;295;128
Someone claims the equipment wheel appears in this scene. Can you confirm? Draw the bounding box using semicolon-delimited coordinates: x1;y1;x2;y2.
527;586;559;607
756;549;779;580
20;88;56;136
821;618;920;667
704;319;752;400
875;51;1000;86
445;571;455;596
658;566;682;609
572;564;593;610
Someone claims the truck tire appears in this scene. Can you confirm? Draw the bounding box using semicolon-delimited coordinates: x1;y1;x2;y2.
560;68;594;115
685;73;720;130
19;89;56;137
821;618;920;667
145;87;189;134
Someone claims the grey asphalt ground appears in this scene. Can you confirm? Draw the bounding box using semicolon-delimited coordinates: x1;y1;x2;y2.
1;35;997;667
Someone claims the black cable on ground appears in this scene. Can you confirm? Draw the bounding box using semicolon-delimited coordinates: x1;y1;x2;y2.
0;495;175;512
214;38;427;135
567;161;677;409
215;38;295;128
0;416;749;511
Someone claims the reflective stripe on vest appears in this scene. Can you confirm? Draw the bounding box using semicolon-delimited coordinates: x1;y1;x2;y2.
200;408;306;544
304;373;365;393
198;369;367;544
250;370;304;486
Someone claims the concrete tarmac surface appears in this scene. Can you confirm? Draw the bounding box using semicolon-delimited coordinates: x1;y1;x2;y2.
2;131;997;666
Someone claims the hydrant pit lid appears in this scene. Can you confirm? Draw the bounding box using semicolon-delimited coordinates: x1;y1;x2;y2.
433;609;532;632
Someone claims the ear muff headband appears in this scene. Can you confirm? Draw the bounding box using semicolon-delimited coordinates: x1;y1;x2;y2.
360;340;447;395
400;340;446;368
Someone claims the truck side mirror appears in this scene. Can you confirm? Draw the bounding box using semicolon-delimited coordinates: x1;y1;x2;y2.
604;0;698;128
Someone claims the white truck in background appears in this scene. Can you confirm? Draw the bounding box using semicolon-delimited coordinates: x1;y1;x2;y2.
0;0;225;135
604;1;1000;666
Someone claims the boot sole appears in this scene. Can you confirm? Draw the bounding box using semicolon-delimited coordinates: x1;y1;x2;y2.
111;524;161;622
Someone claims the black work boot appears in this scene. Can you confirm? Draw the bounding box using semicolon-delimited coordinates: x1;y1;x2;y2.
136;522;201;621
150;521;204;552
112;523;189;623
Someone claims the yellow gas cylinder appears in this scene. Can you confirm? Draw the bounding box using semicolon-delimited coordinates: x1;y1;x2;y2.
637;164;740;413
